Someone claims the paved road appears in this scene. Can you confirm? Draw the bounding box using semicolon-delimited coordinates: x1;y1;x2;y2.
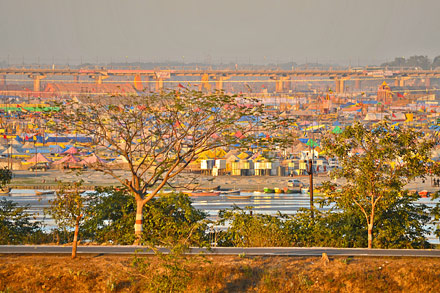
1;245;440;257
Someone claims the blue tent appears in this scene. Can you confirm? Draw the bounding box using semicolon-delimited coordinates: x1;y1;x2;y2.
358;100;378;105
27;148;52;154
340;102;355;108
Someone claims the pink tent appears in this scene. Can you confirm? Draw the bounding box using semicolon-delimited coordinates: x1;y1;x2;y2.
26;153;51;163
63;146;79;155
53;154;80;165
80;153;106;165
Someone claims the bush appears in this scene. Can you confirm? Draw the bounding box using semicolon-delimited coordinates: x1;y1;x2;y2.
81;187;209;248
0;198;42;244
217;207;295;247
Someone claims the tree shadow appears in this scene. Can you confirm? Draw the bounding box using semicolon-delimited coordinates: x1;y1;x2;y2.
220;264;264;293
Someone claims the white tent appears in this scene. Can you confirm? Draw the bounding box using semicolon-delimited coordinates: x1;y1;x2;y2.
2;145;23;156
80;153;106;165
113;155;129;164
391;112;406;121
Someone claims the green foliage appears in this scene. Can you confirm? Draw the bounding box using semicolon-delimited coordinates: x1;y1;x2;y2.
303;191;432;248
217;195;431;248
81;187;135;244
431;192;440;239
321;121;438;247
44;181;89;236
0;167;12;188
0;198;41;244
81;187;209;248
217;206;294;247
373;191;431;248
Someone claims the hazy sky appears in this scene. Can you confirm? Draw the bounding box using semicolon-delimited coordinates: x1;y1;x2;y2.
1;0;439;65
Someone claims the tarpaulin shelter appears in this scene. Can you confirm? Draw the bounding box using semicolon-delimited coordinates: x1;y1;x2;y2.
237;152;251;160
53;154;80;165
63;146;79;155
1;145;23;156
332;126;343;134
21;142;35;149
80;153;106;165
27;148;52;154
26;153;51;163
48;145;64;154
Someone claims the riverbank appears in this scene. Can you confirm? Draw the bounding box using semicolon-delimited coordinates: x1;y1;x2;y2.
1;254;439;292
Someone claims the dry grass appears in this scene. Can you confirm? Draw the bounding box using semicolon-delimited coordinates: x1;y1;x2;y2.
1;254;439;292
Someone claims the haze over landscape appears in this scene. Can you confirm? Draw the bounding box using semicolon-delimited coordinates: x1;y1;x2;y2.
1;0;440;65
3;1;440;292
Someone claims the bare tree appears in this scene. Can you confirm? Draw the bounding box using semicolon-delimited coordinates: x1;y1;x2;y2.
52;89;290;243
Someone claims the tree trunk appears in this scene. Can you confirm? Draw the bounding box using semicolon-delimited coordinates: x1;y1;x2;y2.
367;223;373;249
134;200;144;245
72;220;80;259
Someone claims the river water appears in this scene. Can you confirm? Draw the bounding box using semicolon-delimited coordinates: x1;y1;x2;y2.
4;189;440;244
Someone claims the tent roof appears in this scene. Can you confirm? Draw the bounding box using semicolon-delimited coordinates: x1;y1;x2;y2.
48;145;64;153
1;145;22;155
80;153;106;165
21;142;35;149
53;154;80;164
237;152;251;160
26;153;51;163
63;146;79;155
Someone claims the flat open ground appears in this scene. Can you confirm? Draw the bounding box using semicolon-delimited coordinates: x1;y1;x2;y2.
10;170;440;193
1;255;439;292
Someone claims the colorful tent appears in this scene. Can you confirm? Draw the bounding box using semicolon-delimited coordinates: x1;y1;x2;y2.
48;145;64;154
114;155;129;164
237;152;251;160
306;139;319;147
210;148;227;158
26;153;51;163
53;154;80;165
332;126;343;134
80;153;106;165
21;142;35;149
63;146;79;155
1;145;23;156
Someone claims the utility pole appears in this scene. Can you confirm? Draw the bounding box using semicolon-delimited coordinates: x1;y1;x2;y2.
308;143;314;219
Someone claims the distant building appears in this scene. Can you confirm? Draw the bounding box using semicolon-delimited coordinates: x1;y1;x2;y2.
377;81;393;104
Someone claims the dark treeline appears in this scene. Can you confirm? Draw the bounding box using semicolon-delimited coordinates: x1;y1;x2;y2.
381;55;440;70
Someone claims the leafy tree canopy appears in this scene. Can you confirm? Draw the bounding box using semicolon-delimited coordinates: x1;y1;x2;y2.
81;188;209;249
321;121;438;248
0;167;12;188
